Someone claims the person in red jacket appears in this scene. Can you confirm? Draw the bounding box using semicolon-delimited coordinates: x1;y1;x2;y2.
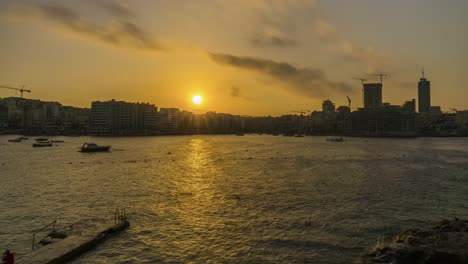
2;250;14;264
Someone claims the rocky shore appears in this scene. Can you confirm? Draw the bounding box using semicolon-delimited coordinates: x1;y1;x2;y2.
361;219;468;264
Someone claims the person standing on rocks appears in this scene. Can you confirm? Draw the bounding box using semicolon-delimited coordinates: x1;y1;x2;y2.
2;250;14;264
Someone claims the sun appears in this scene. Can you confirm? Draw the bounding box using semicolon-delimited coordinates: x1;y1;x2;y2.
192;95;203;105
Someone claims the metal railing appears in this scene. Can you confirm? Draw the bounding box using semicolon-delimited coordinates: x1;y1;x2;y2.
114;209;127;223
32;220;57;250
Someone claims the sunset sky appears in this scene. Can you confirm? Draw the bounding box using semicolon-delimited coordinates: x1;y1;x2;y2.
0;0;467;116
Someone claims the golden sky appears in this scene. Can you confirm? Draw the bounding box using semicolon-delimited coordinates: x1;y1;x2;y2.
0;0;467;115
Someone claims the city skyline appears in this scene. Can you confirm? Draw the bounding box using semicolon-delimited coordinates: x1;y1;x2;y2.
1;0;467;116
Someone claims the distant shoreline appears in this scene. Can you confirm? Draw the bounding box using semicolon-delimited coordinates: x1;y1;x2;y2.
1;132;467;138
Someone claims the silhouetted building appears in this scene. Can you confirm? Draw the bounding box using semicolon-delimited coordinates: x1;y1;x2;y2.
336;106;351;133
402;99;416;113
430;106;442;116
158;108;179;134
60;106;90;134
363;83;382;108
310;111;323;134
351;104;415;137
418;69;431;113
90;100;157;135
456;111;468;135
0;105;7;130
322;99;335;114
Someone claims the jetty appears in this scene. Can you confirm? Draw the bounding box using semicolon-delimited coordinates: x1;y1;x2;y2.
21;210;129;264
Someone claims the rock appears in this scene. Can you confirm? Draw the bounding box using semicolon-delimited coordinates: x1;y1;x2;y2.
361;219;468;264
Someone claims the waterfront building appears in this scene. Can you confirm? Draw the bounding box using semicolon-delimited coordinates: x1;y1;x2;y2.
320;99;337;134
60;106;90;134
363;83;382;108
418;69;431;113
90;100;158;135
322;99;335;115
0;105;7;130
158;108;180;134
455;111;468;135
336;106;352;134
310;111;323;134
402;99;416;113
350;104;416;137
136;103;158;134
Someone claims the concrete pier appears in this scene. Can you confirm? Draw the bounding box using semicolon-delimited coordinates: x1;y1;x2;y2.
23;218;129;264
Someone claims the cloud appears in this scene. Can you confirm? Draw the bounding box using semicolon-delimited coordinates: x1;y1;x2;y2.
16;3;163;51
251;27;296;48
209;52;353;98
95;0;134;18
242;0;316;48
316;20;338;42
315;19;387;72
230;86;241;97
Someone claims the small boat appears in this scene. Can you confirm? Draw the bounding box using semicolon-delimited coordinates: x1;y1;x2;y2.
80;143;111;152
19;136;29;140
35;137;49;142
33;141;53;147
326;137;344;142
51;140;65;143
294;134;305;137
8;138;22;142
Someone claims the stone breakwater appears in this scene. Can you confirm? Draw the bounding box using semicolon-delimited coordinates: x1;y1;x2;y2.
361;219;468;264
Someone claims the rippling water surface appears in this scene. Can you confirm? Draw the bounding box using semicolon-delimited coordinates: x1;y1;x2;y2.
1;135;467;263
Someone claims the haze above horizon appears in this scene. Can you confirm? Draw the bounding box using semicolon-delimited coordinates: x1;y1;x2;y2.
0;0;467;115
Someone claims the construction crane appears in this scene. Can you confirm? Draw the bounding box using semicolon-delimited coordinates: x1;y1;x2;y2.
291;110;311;135
346;96;351;110
352;77;367;85
366;73;389;84
352;77;367;108
0;85;31;98
292;110;310;116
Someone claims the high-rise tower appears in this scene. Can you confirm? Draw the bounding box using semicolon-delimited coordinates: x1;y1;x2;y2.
418;68;431;113
363;83;382;108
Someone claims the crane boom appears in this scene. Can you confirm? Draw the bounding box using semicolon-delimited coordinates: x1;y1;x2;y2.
352;77;367;84
0;85;31;98
366;73;389;84
352;77;367;108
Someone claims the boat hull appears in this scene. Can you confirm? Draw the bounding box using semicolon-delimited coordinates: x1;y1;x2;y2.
80;146;111;152
33;143;52;147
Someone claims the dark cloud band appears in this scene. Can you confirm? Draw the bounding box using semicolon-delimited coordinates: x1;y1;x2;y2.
34;4;163;51
209;52;352;98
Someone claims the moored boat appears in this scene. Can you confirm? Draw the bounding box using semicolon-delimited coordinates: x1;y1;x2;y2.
33;141;53;147
80;143;111;152
35;137;49;142
326;137;344;142
51;140;65;143
8;138;22;142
